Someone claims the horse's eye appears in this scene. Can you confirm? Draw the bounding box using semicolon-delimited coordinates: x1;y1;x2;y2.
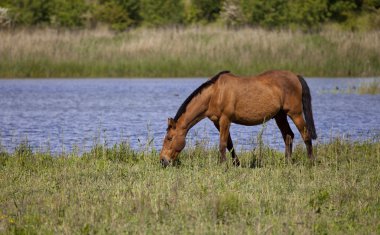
167;136;172;141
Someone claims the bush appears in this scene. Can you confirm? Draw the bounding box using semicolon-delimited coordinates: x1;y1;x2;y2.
95;1;132;30
287;0;330;31
140;0;184;26
220;0;247;27
185;0;222;23
328;0;358;22
1;0;87;27
52;0;88;27
248;0;289;28
1;0;379;30
3;0;55;26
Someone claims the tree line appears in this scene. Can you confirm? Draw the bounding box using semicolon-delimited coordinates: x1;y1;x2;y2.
1;0;380;31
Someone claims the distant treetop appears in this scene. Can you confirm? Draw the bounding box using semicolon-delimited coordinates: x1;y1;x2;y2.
1;0;380;31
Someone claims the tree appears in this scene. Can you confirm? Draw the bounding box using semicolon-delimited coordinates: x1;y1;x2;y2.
220;0;246;27
249;0;289;28
94;0;140;31
185;0;222;23
140;0;184;26
3;0;54;26
287;0;330;30
52;0;88;27
328;0;358;22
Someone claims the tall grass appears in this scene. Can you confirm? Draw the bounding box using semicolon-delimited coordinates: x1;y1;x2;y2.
358;79;380;95
0;138;379;234
1;27;380;78
322;79;380;95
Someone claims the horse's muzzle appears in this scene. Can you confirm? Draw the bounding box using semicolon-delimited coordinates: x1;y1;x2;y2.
160;158;170;167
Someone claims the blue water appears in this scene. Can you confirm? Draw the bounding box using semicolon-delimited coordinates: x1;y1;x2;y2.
0;78;379;153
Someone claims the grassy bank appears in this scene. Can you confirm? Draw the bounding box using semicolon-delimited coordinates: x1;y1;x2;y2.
1;27;380;78
0;139;379;234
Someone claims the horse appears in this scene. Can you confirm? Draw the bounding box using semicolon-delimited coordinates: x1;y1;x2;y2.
160;70;317;167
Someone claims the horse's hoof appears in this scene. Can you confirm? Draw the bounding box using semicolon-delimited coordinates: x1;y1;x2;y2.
233;159;240;167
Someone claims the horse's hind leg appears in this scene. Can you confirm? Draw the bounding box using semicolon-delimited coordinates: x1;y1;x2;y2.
213;121;240;166
274;111;294;161
289;113;314;161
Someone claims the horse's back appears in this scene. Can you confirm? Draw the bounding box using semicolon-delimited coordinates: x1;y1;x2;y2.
219;70;302;100
253;70;301;89
220;70;300;87
210;70;303;125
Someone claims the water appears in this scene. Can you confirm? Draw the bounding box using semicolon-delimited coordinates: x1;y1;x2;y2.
0;78;379;153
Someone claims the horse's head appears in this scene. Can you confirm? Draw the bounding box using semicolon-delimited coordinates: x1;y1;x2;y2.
160;118;186;167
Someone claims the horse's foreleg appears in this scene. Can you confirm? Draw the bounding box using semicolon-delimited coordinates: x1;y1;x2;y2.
216;117;231;164
213;121;240;166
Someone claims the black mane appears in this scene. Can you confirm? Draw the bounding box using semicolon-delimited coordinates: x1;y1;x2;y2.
173;70;230;121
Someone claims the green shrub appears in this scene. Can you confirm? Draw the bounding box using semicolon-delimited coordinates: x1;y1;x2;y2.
94;0;140;30
2;0;87;27
95;1;133;30
185;0;222;23
140;0;184;26
287;0;330;31
4;0;55;26
52;0;88;27
247;0;289;28
219;0;247;27
1;0;380;30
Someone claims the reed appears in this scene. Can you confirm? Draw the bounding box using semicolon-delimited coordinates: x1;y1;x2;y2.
357;79;380;95
0;137;379;234
320;79;380;95
1;27;380;78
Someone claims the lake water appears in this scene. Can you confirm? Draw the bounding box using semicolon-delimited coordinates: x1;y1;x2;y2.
0;78;379;153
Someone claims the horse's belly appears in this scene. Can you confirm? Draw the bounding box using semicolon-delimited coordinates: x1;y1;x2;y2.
232;101;280;125
232;111;277;125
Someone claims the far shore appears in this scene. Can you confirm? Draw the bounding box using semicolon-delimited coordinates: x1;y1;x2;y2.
1;27;380;78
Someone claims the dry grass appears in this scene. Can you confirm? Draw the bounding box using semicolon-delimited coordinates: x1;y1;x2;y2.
1;27;380;77
357;79;380;94
321;78;380;95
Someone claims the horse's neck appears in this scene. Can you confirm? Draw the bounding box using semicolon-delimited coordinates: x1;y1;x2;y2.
177;92;210;134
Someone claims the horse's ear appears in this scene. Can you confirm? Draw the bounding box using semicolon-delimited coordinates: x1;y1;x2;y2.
168;118;176;129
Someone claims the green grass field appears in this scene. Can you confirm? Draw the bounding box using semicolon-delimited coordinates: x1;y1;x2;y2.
0;138;379;234
1;27;380;78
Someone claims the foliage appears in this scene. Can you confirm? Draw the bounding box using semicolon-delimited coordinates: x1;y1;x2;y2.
94;0;141;30
247;0;290;28
185;0;222;23
1;0;380;30
243;0;358;30
139;0;184;27
219;0;246;27
1;0;55;26
287;0;330;30
51;0;88;27
0;6;11;27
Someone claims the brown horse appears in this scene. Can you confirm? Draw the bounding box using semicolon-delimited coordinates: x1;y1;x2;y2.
160;70;317;167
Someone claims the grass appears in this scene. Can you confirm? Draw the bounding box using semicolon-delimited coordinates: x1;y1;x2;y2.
321;79;380;95
0;138;379;234
357;79;380;95
1;27;380;78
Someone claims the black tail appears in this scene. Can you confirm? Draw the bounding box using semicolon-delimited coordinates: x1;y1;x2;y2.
297;75;317;139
